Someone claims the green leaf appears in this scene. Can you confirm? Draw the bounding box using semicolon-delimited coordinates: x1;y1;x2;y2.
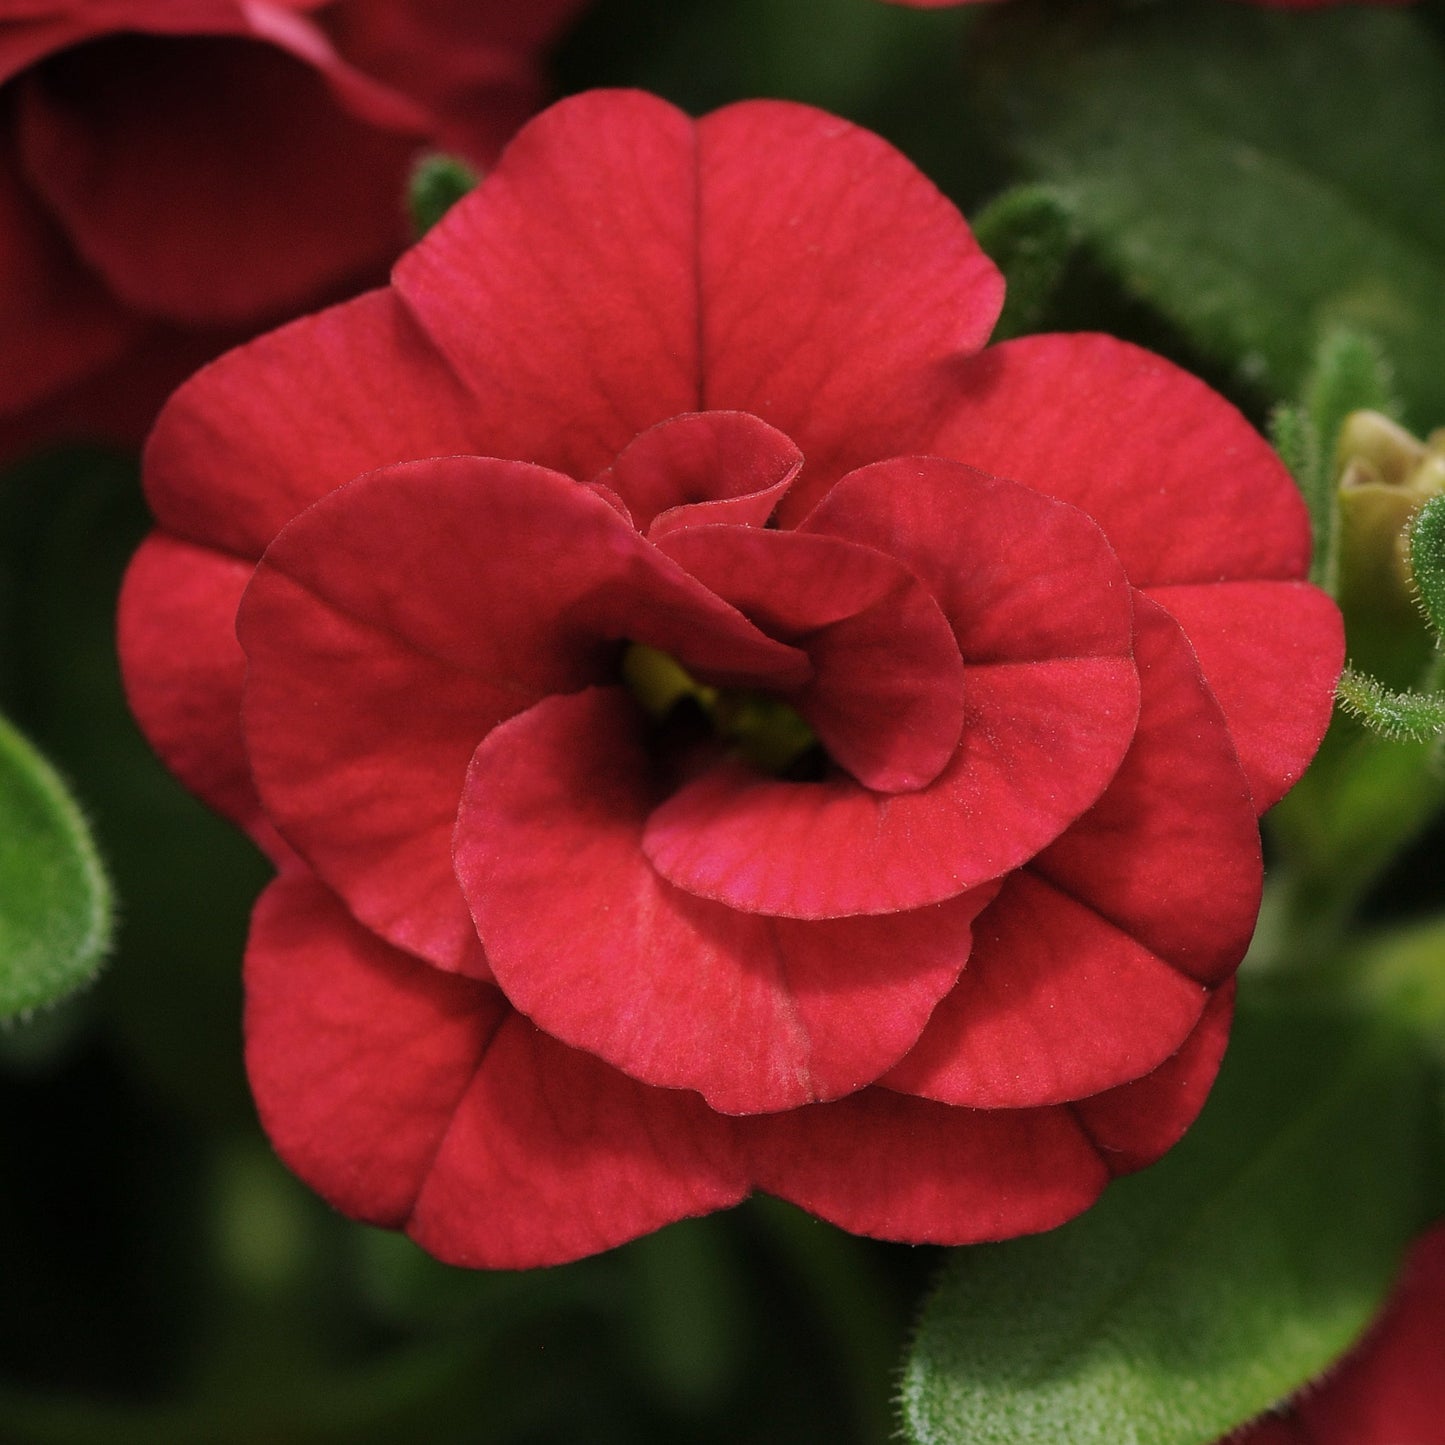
1335;667;1445;743
900;1003;1430;1445
1408;493;1445;642
0;710;112;1019
407;153;478;237
972;2;1445;426
970;184;1076;340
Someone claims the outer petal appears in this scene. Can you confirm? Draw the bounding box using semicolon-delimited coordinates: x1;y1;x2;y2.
1071;980;1237;1177
742;1090;1109;1245
928;334;1314;589
656;524;966;793
117;532;286;857
245;872;505;1228
239;457;806;976
16;22;423;324
144;288;488;557
408;1015;748;1270
456;687;997;1115
883;872;1208;1108
1145;581;1344;812
394;91;1002;493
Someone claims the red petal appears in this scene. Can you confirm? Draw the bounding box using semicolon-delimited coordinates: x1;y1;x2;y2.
408;1014;748;1269
0;133;136;416
929;334;1314;588
145;288;486;558
592;411;802;539
1034;595;1262;986
799;456;1136;664
244;873;505;1228
16;25;420;324
394;92;1002;494
743;1090;1109;1244
1146;581;1344;812
645;654;1137;917
882;871;1207;1108
657;525;966;793
456;687;997;1114
1070;980;1237;1176
693;100;1003;521
117;531;291;861
239;456;805;976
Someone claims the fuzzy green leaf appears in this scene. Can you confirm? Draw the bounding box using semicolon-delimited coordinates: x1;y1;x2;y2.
971;185;1076;341
0;711;112;1019
972;2;1445;426
1408;493;1445;643
901;1004;1429;1445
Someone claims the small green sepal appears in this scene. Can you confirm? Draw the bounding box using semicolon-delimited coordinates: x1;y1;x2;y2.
408;152;480;238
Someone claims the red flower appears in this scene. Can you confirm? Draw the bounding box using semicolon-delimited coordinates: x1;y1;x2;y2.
1223;1223;1445;1445
118;90;1343;1268
0;0;583;460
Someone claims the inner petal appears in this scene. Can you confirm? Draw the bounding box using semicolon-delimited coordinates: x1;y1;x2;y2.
658;524;966;793
592;410;803;538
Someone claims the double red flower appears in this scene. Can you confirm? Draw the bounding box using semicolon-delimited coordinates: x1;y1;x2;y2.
120;90;1342;1267
0;0;582;458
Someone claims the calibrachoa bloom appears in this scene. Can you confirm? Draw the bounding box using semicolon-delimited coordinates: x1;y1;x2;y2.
0;0;583;459
1224;1223;1445;1444
119;90;1343;1268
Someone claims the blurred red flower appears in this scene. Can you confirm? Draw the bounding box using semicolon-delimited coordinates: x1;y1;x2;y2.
0;0;583;460
1224;1223;1445;1445
119;90;1343;1268
883;1;1409;8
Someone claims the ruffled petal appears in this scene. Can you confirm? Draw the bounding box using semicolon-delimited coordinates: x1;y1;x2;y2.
645;652;1137;917
456;687;997;1114
395;91;1002;495
743;1089;1109;1244
1070;980;1237;1176
1033;596;1262;985
117;531;289;861
408;1013;748;1270
244;873;505;1228
592;411;802;539
239;456;805;976
144;288;486;558
1145;581;1344;812
657;524;965;792
928;334;1314;588
882;872;1207;1107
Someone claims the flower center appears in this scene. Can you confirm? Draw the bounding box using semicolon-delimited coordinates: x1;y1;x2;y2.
621;642;823;778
